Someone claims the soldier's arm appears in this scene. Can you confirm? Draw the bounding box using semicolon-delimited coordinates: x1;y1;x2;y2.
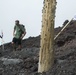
21;28;26;39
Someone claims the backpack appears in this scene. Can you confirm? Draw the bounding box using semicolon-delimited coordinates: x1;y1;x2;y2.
19;24;25;34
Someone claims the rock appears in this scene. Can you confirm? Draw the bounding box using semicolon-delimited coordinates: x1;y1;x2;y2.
33;56;39;64
31;66;38;72
57;59;67;64
0;68;3;75
0;52;2;57
24;58;33;62
17;48;39;59
0;57;23;65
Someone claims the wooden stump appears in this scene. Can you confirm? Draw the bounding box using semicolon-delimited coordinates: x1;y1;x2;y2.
38;0;57;73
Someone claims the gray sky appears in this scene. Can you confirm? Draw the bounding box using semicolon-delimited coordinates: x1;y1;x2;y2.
0;0;76;44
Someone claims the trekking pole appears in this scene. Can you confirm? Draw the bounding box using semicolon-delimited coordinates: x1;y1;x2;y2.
54;18;73;40
1;30;4;51
2;38;4;51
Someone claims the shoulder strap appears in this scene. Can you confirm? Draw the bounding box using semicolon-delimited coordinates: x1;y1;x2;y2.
19;24;25;32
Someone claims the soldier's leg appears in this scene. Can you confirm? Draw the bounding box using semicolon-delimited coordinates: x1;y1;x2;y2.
17;39;22;50
11;37;17;50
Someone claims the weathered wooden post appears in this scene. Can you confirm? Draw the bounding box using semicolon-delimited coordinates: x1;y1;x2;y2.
38;0;56;73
